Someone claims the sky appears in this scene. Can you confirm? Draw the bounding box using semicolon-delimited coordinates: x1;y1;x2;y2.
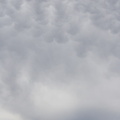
0;0;120;120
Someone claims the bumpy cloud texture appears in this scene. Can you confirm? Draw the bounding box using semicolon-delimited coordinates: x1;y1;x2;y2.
0;0;120;120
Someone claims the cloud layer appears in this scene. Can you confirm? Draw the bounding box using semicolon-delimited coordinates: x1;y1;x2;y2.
0;0;120;120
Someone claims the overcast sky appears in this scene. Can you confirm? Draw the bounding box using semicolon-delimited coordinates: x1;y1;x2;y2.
0;0;120;120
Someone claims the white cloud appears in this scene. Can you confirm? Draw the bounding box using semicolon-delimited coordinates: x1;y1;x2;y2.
0;106;23;120
30;82;78;118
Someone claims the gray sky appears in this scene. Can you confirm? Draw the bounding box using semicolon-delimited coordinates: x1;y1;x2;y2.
0;0;120;120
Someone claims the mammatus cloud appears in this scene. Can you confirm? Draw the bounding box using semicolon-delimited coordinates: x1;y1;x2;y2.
0;0;120;120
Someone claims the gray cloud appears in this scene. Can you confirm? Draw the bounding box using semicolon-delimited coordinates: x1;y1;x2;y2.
0;0;120;120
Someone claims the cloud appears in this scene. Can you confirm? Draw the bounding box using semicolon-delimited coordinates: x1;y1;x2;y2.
0;0;120;120
0;106;23;120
